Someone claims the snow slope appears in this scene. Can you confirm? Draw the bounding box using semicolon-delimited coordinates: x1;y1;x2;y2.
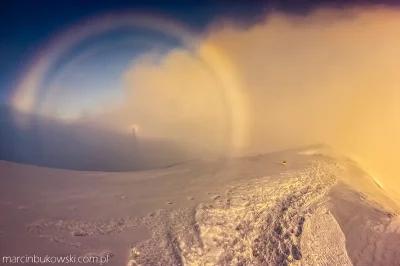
0;145;399;265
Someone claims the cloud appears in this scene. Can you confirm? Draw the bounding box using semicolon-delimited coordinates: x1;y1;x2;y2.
83;6;400;200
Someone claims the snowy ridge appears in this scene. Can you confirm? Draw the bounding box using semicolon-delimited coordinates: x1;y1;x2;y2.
127;160;349;265
10;148;400;265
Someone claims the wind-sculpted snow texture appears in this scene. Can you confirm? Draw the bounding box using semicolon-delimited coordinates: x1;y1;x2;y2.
127;160;347;266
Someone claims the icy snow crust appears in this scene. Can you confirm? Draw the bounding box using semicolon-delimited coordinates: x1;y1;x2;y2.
126;160;349;266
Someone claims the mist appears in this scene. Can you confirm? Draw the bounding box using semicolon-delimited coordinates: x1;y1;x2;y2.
76;7;399;200
4;6;399;201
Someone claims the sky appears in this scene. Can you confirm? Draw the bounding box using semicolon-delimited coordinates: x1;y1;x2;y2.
1;1;400;202
0;0;266;108
2;0;397;109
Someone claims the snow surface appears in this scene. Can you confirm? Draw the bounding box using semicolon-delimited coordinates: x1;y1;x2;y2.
1;145;399;265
